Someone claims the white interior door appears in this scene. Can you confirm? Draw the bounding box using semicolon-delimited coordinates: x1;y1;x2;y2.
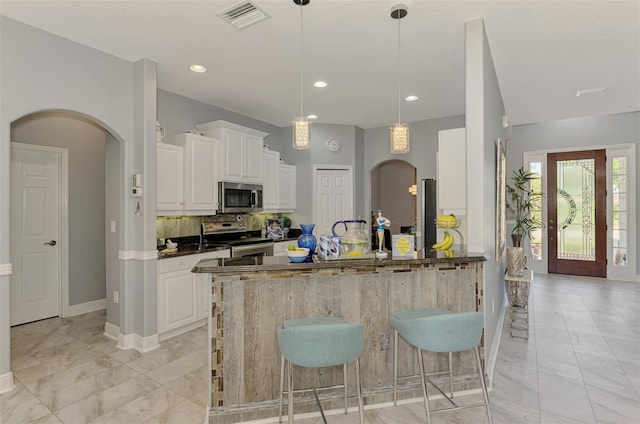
10;144;63;325
314;167;353;237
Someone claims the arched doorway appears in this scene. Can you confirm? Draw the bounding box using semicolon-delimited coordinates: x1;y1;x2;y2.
370;160;417;248
9;110;122;328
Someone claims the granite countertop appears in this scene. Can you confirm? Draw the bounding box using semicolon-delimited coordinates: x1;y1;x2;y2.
192;250;488;273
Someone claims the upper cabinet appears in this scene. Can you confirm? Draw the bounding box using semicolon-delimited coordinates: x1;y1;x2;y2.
437;128;466;215
157;133;219;216
196;120;268;184
262;149;280;211
172;133;219;213
263;148;296;213
157;143;184;214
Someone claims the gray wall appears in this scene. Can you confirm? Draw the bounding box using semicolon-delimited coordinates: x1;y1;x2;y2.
11;112;107;306
372;160;416;235
157;89;283;146
465;19;507;372
364;115;466;248
509;111;640;268
279;123;361;227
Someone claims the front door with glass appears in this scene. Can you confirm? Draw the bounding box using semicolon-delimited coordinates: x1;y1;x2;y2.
547;150;607;277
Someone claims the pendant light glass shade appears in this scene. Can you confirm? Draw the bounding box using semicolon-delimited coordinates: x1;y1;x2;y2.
292;0;311;150
390;123;409;154
390;4;409;154
292;118;311;149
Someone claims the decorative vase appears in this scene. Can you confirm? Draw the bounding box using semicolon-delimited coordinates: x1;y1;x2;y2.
506;247;527;277
511;234;523;248
298;224;317;256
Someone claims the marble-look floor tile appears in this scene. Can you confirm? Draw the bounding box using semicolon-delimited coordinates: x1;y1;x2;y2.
109;347;144;364
88;386;185;424
586;381;640;424
16;347;111;386
536;345;583;381
489;396;540;423
188;388;209;409
0;397;53;424
372;401;427;424
489;361;539;411
0;378;37;412
143;398;206;424
575;351;635;392
127;339;204;374
568;330;616;359
37;363;140;412
23;356;123;395
55;374;161;423
164;365;208;398
174;324;209;348
28;413;64;424
538;370;595;423
145;348;207;385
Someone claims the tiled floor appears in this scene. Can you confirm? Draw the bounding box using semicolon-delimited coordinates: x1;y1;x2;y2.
2;274;639;423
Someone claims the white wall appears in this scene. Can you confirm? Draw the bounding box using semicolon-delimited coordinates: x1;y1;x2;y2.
11;112;107;306
465;19;507;373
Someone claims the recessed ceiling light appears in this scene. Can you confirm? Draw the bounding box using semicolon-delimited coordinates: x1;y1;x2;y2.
405;95;418;102
190;64;207;73
576;87;606;97
306;114;318;119
313;81;328;88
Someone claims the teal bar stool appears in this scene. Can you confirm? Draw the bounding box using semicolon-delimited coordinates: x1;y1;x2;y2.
277;318;365;424
390;312;492;424
389;308;451;405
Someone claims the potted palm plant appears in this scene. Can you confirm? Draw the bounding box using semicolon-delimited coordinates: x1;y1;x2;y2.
506;167;543;275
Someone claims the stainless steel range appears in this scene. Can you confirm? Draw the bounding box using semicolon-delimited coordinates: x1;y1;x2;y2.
201;218;273;258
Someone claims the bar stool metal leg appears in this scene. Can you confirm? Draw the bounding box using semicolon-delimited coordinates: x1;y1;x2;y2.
474;346;493;424
287;361;294;424
393;329;399;406
279;355;285;423
449;351;453;398
417;348;432;424
355;358;364;424
344;363;348;414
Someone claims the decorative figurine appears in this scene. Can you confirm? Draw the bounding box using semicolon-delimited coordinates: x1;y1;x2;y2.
375;209;391;259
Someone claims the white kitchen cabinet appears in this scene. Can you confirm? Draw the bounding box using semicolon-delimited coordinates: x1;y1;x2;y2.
262;149;280;211
156;143;184;214
171;133;219;214
196;120;268;184
157;249;230;340
274;240;298;256
278;163;296;211
437;128;466;215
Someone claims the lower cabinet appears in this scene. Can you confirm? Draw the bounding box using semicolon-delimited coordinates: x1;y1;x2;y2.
157;250;230;340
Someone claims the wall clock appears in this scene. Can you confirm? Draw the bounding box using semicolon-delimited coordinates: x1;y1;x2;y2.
326;138;341;152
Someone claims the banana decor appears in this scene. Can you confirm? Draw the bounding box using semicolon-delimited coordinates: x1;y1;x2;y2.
432;214;458;257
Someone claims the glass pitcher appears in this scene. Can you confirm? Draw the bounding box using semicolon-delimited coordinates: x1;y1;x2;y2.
332;220;369;256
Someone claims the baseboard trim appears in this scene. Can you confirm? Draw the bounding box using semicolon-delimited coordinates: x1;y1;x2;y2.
118;332;160;353
104;322;160;353
103;322;119;341
66;298;106;317
487;298;508;388
636;274;640;283
118;250;158;261
0;263;12;276
0;372;15;394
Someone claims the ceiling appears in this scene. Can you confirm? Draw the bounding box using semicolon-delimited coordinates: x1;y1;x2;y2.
1;0;638;129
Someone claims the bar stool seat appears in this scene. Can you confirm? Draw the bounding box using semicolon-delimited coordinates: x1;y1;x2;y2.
389;308;451;405
277;317;365;424
391;312;492;424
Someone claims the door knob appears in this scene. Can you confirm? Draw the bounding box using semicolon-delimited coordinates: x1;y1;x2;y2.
44;240;57;246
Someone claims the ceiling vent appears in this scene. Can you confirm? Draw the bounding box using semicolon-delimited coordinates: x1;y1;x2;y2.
219;1;271;30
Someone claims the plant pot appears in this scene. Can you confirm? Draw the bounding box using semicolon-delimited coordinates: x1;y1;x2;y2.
511;234;523;248
506;247;527;277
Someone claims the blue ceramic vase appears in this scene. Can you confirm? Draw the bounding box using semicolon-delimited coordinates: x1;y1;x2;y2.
298;224;317;256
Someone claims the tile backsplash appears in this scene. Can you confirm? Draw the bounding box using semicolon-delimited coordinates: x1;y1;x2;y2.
156;216;202;239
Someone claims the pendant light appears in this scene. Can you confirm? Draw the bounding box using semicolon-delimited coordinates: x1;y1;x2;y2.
292;0;311;149
390;4;409;154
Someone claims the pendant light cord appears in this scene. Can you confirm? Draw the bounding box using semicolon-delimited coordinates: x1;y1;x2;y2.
397;14;401;125
299;2;304;119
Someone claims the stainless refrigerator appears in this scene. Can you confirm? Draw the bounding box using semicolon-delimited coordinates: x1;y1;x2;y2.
422;179;437;250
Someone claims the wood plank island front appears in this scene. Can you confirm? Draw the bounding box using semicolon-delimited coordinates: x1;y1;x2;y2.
193;251;488;423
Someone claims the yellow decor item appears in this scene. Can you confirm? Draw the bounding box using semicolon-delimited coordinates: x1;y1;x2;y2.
432;231;454;251
436;214;458;228
392;234;414;258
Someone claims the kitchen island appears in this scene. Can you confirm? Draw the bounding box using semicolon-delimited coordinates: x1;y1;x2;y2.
193;251;487;423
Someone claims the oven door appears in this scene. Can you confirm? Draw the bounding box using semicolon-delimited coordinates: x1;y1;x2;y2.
232;243;274;258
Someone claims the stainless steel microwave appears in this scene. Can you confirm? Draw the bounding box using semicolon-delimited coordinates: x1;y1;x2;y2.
218;182;263;213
